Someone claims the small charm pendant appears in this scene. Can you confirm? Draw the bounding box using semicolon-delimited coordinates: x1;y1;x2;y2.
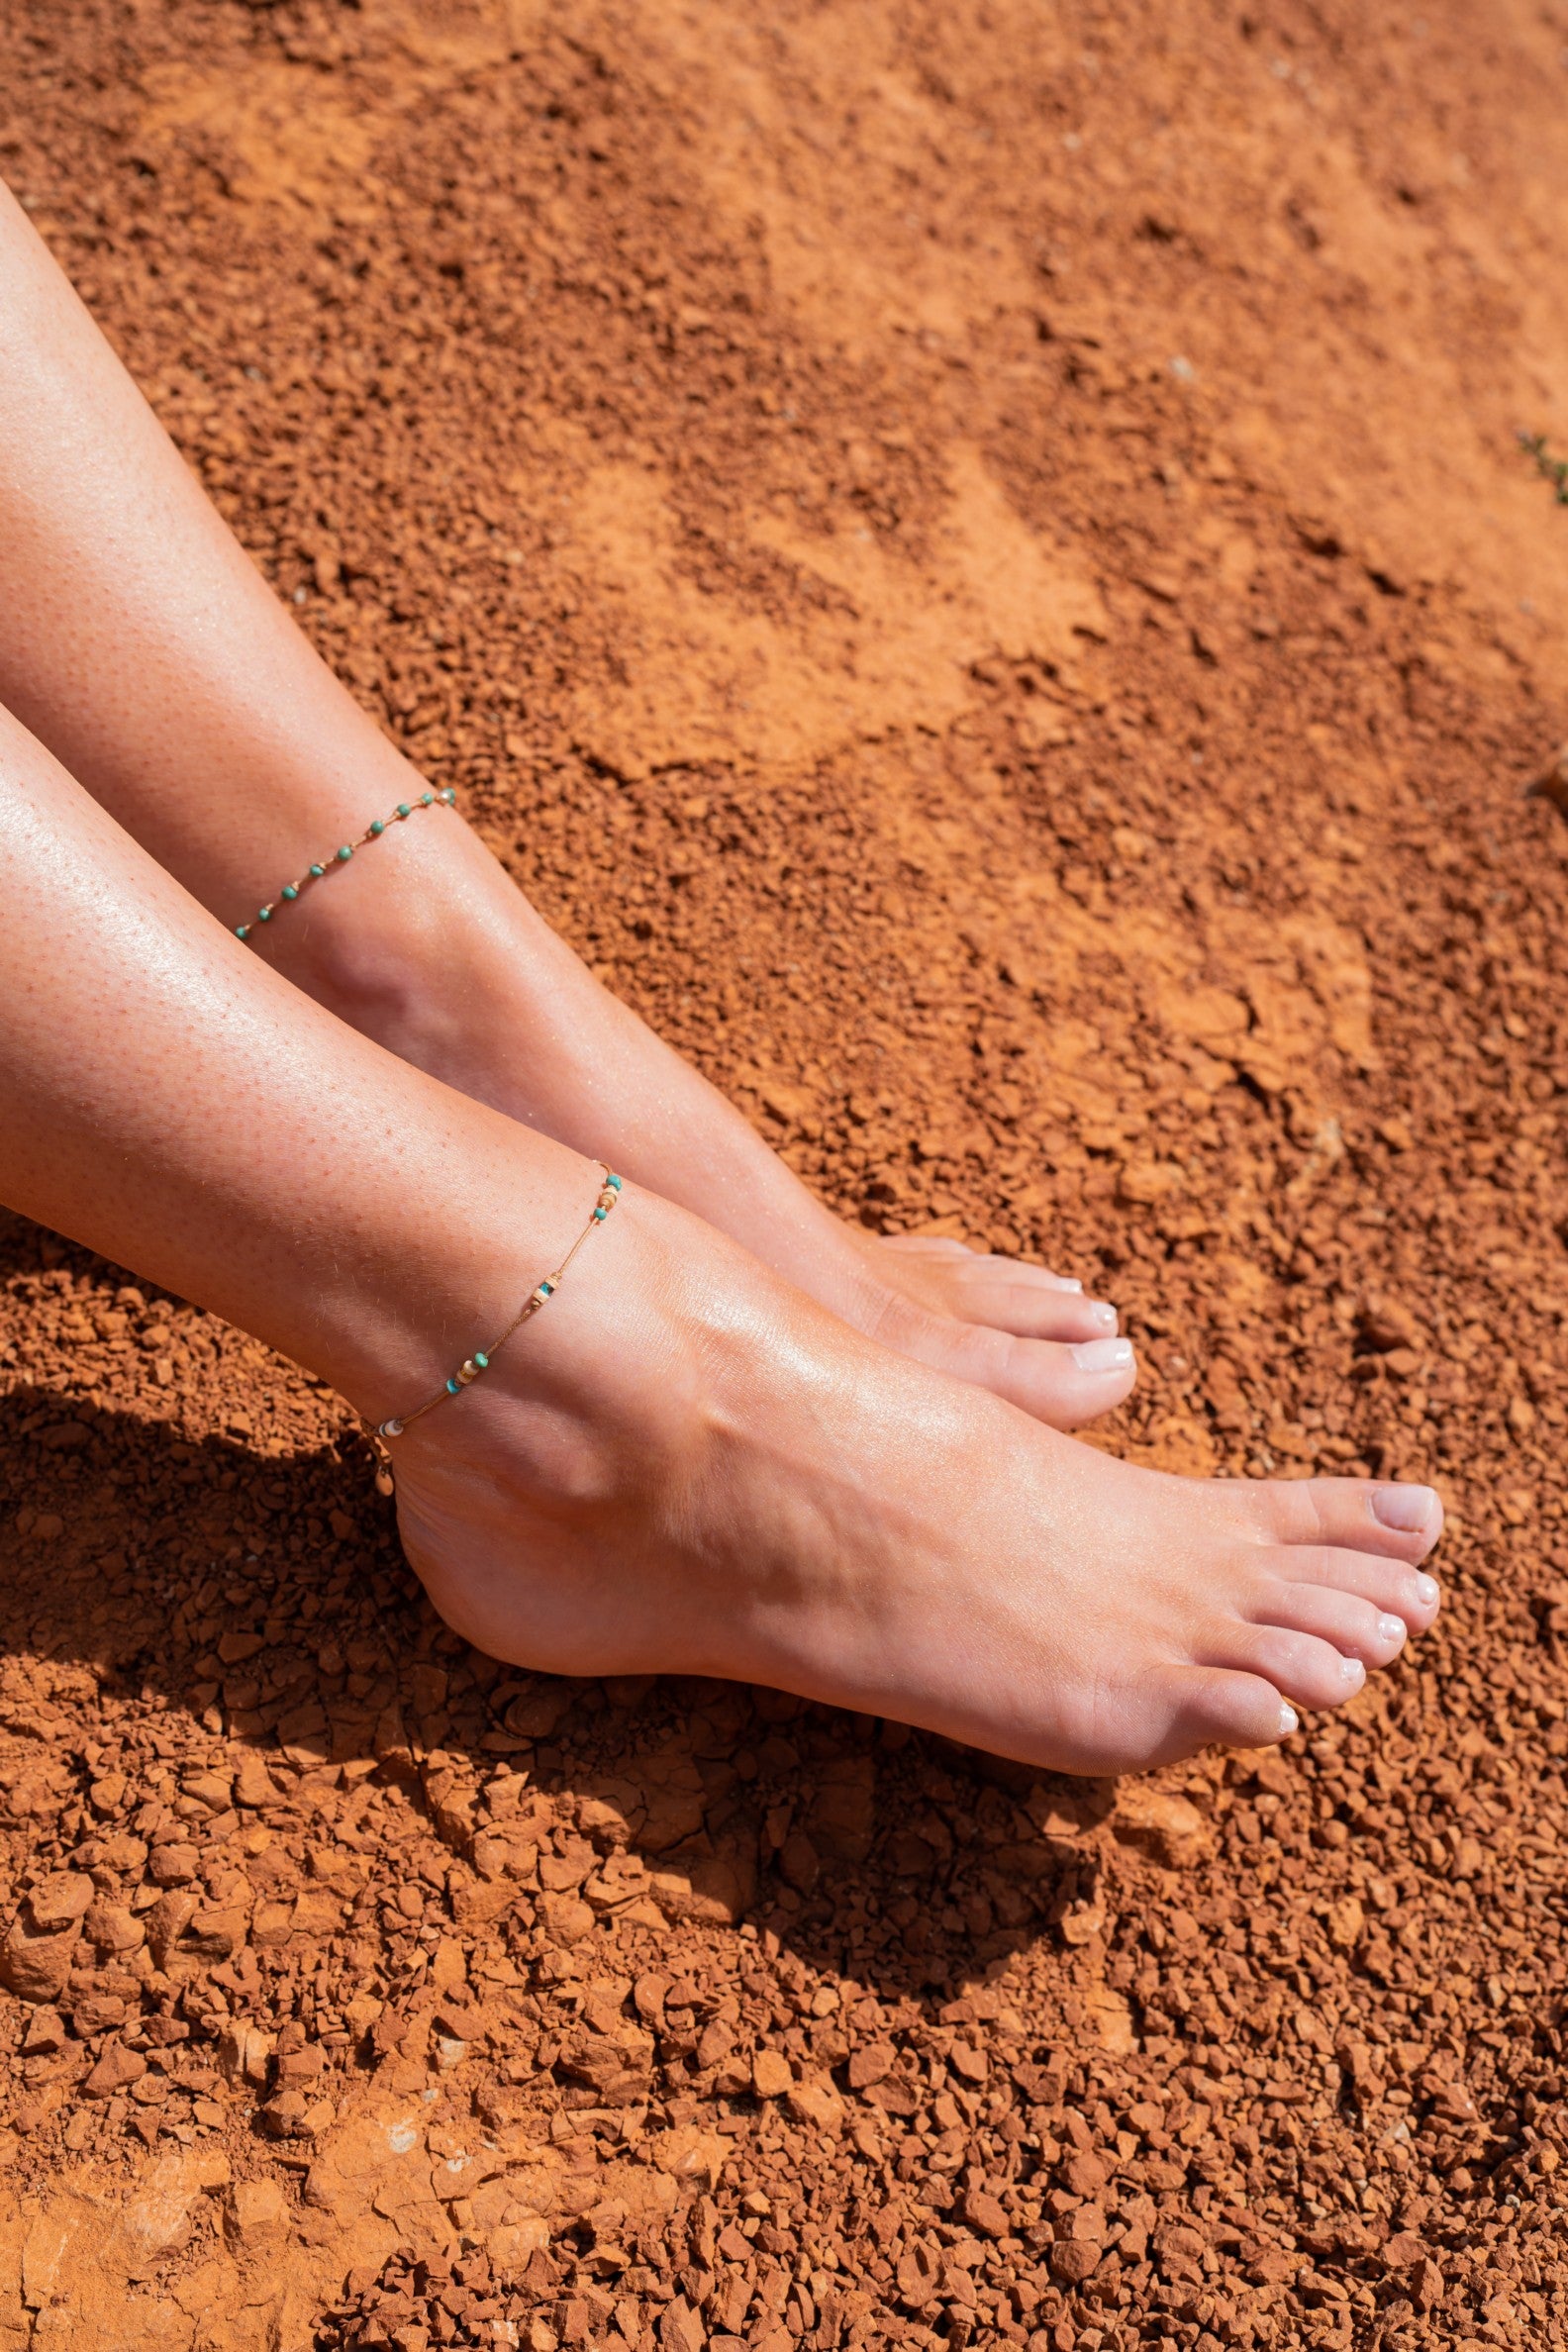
374;1465;395;1499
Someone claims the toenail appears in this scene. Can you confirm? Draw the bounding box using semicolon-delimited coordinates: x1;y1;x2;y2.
1371;1484;1438;1533
1278;1703;1299;1737
1414;1571;1439;1608
1071;1336;1134;1373
1376;1613;1406;1647
1340;1655;1365;1686
1088;1302;1119;1331
1042;1275;1084;1292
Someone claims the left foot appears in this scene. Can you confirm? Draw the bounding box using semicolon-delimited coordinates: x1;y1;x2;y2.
255;819;1137;1431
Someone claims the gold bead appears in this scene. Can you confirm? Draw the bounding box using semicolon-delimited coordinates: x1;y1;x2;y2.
457;1359;479;1384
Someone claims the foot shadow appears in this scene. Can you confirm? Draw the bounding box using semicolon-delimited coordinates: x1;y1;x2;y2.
0;1215;1116;2172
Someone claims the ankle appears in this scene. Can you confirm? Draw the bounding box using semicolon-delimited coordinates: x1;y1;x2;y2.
251;800;529;1084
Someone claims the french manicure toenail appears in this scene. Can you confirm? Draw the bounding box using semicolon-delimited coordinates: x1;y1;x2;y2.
1089;1302;1118;1330
1340;1656;1365;1685
1071;1336;1134;1373
1278;1704;1299;1736
1371;1484;1438;1533
1414;1572;1439;1607
1376;1614;1406;1646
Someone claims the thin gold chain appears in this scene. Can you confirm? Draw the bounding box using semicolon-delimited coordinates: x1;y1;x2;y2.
362;1164;623;1496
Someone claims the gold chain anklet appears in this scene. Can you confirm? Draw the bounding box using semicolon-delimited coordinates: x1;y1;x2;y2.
234;787;457;943
363;1165;624;1497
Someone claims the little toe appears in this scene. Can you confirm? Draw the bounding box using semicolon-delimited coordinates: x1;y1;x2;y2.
1158;1665;1301;1756
1212;1621;1370;1714
1266;1476;1444;1564
1252;1581;1410;1669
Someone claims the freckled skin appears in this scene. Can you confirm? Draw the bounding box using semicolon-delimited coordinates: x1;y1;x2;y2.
0;178;1133;1435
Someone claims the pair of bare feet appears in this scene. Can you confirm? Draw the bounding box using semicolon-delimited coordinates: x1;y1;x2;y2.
275;823;1442;1778
0;177;1439;1779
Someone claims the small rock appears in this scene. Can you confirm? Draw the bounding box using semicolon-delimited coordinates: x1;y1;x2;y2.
785;2074;845;2132
751;2048;793;2100
27;1872;96;1931
233;1755;281;1810
20;2009;66;2056
225;2176;288;2254
85;2040;147;2098
1049;2239;1101;2283
846;2040;895;2091
961;2188;1011;2238
148;1843;200;1888
83;1898;146;1955
0;1914;81;2003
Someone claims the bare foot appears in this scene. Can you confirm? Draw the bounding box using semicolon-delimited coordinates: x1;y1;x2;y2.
377;1175;1441;1776
259;824;1136;1433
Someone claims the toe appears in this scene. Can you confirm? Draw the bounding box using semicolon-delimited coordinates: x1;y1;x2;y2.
1259;1476;1444;1564
1157;1665;1300;1755
879;1235;1087;1294
872;1289;1137;1427
936;1323;1137;1428
1250;1580;1410;1669
946;1271;1121;1342
1256;1543;1440;1636
1208;1620;1371;1713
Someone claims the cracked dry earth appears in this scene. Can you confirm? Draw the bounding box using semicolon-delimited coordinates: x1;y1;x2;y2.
2;0;1568;2347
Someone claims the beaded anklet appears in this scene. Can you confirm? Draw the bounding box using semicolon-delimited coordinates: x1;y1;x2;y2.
234;787;457;943
364;1165;624;1497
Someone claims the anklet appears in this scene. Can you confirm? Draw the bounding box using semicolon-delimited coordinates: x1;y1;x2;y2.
363;1165;623;1497
234;787;457;942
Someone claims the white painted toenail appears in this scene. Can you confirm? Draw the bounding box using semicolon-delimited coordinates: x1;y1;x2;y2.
1042;1275;1084;1292
1088;1302;1118;1331
1414;1572;1439;1607
1371;1484;1438;1532
1376;1614;1406;1646
1071;1336;1134;1373
1278;1704;1299;1736
1340;1656;1365;1685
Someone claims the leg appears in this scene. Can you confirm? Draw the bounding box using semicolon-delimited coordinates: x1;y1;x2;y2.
0;180;1133;1432
0;700;1442;1774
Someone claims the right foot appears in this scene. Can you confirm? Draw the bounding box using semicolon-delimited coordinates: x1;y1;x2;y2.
255;816;1139;1434
374;1169;1442;1776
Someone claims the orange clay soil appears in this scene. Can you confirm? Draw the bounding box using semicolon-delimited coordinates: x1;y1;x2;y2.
1;1;1568;2347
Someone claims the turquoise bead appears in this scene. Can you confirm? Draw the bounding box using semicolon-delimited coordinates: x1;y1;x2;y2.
310;863;326;878
540;1281;554;1296
440;787;456;804
281;884;298;902
236;926;249;940
257;906;271;922
420;792;434;807
445;1376;460;1395
337;844;353;862
607;1173;622;1190
473;1352;489;1369
370;819;385;836
593;1205;607;1221
396;803;411;819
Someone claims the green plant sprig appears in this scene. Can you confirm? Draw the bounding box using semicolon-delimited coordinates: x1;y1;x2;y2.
1519;430;1568;505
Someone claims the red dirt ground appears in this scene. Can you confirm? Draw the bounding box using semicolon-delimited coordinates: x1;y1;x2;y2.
1;0;1567;2346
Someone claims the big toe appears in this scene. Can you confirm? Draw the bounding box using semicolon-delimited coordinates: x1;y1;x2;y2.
1263;1475;1444;1564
